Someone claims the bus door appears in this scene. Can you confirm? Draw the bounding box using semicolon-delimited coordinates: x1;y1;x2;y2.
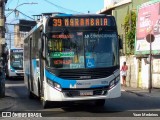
29;37;34;91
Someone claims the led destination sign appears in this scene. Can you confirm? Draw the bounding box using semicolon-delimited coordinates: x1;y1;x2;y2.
51;17;113;27
11;49;23;53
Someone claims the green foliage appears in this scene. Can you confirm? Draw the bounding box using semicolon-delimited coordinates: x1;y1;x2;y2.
124;11;136;55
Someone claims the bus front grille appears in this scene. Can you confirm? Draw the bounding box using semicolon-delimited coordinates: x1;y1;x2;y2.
63;89;107;97
58;68;116;80
47;66;118;80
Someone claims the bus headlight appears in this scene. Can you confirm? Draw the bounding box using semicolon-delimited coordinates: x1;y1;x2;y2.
109;76;120;89
47;79;62;91
115;76;120;83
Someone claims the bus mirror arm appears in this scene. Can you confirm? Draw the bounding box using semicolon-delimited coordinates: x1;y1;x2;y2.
40;52;46;60
40;33;46;60
118;35;123;49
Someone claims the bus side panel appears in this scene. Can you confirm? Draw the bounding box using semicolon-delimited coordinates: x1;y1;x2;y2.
24;38;30;89
30;28;41;96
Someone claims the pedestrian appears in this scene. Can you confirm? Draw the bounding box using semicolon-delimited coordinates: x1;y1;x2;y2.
121;61;128;87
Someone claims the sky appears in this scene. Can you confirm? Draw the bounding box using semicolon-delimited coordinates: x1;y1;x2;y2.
5;0;104;48
5;0;104;23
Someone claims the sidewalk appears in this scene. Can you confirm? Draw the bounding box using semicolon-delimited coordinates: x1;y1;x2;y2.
122;86;160;98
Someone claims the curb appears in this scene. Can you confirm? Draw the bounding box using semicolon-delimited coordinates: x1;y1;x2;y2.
0;96;15;111
125;90;145;97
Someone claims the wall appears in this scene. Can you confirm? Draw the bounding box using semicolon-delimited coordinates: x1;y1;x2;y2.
14;25;20;48
120;55;138;88
104;0;124;8
102;0;160;89
112;0;150;54
112;4;130;54
141;58;149;89
14;25;25;48
152;56;160;88
120;56;160;89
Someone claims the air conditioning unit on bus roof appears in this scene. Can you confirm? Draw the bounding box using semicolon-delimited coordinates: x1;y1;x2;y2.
33;12;66;24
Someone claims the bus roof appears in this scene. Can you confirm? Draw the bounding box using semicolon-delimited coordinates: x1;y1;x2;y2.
54;13;112;17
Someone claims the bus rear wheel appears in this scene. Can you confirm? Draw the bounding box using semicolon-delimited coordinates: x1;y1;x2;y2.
95;99;105;106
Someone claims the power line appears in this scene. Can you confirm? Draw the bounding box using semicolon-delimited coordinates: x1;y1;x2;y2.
5;9;35;20
18;10;35;20
43;0;83;14
16;0;20;7
5;2;38;18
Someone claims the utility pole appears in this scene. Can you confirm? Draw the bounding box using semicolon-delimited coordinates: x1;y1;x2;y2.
146;33;155;93
0;0;7;98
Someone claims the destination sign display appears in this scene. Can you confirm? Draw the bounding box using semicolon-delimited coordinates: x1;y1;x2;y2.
50;17;112;27
11;49;23;53
50;52;74;58
52;34;74;39
54;59;72;65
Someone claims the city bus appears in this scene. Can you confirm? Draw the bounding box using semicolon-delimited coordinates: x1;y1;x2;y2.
6;48;24;78
23;13;121;108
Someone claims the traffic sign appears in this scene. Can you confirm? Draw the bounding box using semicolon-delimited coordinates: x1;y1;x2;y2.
146;34;155;43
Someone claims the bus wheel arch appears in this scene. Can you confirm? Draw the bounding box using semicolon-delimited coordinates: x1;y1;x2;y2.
42;100;50;109
28;76;35;99
37;78;41;98
95;99;106;107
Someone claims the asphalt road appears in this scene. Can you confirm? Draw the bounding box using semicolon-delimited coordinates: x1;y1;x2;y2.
3;78;160;118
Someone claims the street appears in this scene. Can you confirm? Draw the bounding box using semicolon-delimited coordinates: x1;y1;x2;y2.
1;78;160;118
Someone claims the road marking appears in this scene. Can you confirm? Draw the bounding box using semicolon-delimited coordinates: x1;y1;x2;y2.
5;84;25;87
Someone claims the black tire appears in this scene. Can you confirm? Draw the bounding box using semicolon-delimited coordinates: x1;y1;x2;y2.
38;80;41;99
6;73;10;80
29;91;35;99
95;99;105;106
0;78;5;98
42;100;50;109
28;78;35;99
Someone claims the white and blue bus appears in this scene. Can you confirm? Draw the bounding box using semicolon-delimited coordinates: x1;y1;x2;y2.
24;13;121;108
6;48;24;78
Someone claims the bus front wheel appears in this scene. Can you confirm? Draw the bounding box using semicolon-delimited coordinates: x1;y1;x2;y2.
95;99;105;106
42;100;49;109
29;91;35;99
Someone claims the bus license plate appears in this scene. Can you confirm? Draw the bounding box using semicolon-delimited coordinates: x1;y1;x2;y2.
80;90;93;96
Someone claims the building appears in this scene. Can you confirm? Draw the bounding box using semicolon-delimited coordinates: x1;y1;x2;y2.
97;0;160;89
0;0;7;54
97;0;150;54
14;20;36;48
0;0;8;98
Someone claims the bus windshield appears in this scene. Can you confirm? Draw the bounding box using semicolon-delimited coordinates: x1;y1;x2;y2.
47;31;118;69
10;53;23;69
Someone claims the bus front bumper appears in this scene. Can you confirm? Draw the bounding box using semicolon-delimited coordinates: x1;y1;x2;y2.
44;82;121;101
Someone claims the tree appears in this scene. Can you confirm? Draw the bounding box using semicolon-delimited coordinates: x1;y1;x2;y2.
124;11;136;55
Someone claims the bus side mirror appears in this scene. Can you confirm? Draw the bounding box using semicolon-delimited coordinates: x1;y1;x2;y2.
39;33;46;59
118;35;123;49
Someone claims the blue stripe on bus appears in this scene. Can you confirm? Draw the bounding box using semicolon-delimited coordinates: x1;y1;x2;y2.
45;69;76;88
32;59;37;71
55;13;72;17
